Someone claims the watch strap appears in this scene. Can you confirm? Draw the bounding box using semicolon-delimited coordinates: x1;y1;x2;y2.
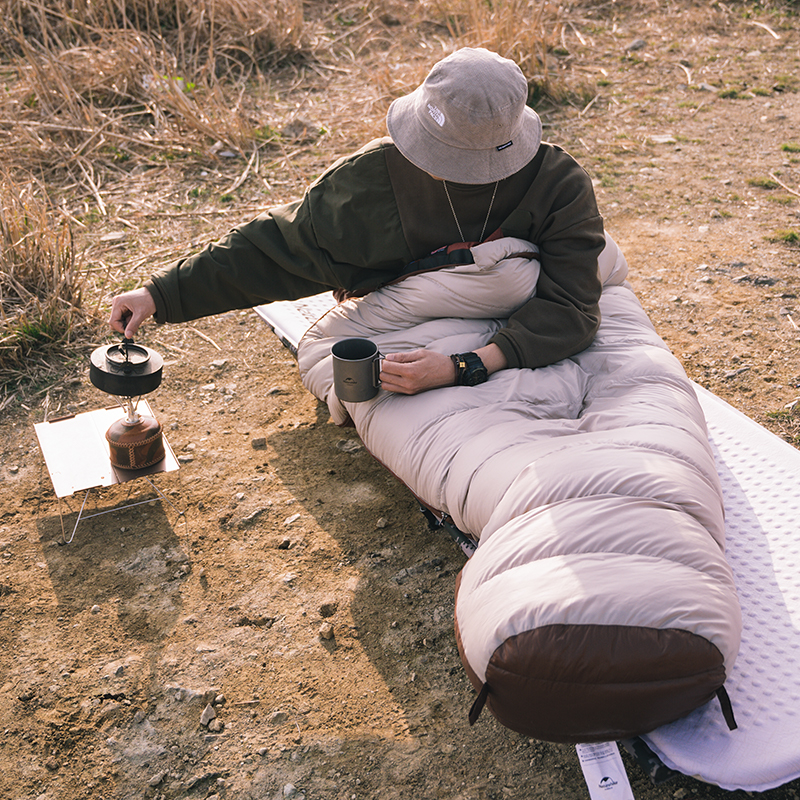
450;352;488;386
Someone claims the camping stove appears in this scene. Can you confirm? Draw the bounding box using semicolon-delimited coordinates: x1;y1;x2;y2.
89;339;165;470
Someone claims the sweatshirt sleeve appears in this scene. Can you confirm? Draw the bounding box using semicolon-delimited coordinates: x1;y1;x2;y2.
146;140;409;324
489;146;605;369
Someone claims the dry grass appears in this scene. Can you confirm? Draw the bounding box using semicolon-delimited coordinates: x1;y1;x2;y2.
0;0;308;187
0;174;91;384
1;0;305;78
431;0;570;101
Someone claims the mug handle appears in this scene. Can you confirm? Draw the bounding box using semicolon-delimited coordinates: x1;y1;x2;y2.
373;353;384;389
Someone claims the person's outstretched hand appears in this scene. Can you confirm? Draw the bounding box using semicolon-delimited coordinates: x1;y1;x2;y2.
109;287;156;339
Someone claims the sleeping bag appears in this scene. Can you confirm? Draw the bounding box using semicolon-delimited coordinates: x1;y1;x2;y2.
296;234;742;743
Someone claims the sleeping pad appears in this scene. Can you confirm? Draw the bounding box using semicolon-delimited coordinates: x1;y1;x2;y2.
296;234;742;743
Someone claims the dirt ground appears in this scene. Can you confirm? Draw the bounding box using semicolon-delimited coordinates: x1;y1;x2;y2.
2;4;800;799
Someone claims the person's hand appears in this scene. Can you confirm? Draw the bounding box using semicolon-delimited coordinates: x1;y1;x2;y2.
380;349;456;395
109;287;157;339
380;343;508;395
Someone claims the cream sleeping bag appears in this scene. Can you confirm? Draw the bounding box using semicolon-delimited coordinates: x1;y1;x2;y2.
297;234;742;743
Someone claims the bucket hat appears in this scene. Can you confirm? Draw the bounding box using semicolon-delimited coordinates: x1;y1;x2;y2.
386;47;542;184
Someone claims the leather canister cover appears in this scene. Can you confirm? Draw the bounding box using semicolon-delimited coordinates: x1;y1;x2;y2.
106;415;165;469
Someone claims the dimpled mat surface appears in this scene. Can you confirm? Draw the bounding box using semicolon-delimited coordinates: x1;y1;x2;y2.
643;383;800;792
254;294;337;355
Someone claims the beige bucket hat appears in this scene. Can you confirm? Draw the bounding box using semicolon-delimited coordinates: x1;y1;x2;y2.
386;47;543;184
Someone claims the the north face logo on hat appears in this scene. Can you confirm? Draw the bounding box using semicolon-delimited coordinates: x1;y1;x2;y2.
427;103;445;127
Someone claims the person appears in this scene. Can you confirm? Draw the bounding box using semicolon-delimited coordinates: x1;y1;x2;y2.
110;47;605;394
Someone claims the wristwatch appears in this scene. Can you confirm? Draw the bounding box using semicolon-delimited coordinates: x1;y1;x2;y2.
450;352;489;386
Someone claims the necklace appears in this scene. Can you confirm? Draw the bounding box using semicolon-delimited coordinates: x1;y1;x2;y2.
443;179;499;243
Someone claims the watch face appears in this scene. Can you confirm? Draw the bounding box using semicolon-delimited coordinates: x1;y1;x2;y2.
464;366;488;386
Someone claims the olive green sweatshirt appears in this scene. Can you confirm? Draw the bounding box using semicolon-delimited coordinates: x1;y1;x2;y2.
147;137;605;370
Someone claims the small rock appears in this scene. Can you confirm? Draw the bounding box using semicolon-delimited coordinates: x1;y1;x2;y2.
200;703;217;726
235;614;274;628
256;747;269;756
270;711;289;725
335;439;362;453
284;784;298;798
251;437;267;449
91;605;101;614
267;385;288;395
319;602;338;618
211;359;228;369
284;513;301;526
133;709;146;724
45;757;59;771
277;538;291;550
239;507;270;527
319;622;335;640
208;718;224;732
202;688;220;705
724;367;750;379
626;38;646;51
8;465;19;474
215;694;227;706
234;492;245;502
178;455;194;464
201;383;216;391
149;771;166;787
376;517;388;529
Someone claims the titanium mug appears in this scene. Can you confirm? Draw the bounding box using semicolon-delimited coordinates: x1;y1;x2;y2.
331;338;383;403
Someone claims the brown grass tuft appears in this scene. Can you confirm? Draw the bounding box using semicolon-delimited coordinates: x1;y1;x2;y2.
432;0;565;94
0;174;96;385
1;0;306;78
